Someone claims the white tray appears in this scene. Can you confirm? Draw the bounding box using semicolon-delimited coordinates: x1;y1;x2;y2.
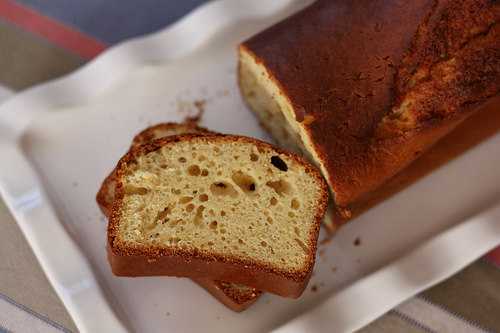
0;1;499;332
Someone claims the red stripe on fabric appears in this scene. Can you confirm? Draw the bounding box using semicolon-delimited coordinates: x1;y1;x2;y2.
485;246;500;266
0;0;107;59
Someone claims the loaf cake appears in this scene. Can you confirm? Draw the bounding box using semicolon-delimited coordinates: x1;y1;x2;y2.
97;123;261;311
239;0;500;228
107;134;328;297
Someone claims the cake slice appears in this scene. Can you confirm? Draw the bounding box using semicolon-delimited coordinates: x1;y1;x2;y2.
239;0;500;229
97;123;261;311
97;123;210;217
107;134;328;297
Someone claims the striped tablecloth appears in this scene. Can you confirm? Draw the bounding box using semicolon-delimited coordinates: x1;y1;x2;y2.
0;1;498;332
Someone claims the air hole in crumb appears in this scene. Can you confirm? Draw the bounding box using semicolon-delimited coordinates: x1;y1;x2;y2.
221;236;226;241
209;221;218;229
208;241;214;246
209;209;215;217
234;155;239;160
270;197;278;206
155;205;172;222
198;155;206;161
288;212;295;218
294;226;300;236
220;228;227;234
250;153;259;161
267;217;273;224
210;182;238;197
124;186;149;195
199;194;209;202
186;203;195;212
231;171;257;194
214;147;220;153
270;156;288;171
178;157;187;163
294;238;309;254
193;205;205;225
160;164;168;169
291;198;300;209
220;210;226;216
179;196;193;204
188;165;201;176
261;241;267;247
201;169;209;176
238;239;244;244
266;179;292;196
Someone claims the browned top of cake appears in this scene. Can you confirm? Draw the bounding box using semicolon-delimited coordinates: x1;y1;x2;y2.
242;0;500;206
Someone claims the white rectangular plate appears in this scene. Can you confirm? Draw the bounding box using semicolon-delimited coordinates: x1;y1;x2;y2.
0;1;499;332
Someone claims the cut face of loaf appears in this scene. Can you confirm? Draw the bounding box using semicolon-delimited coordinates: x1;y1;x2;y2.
108;134;328;297
239;0;500;228
96;123;261;311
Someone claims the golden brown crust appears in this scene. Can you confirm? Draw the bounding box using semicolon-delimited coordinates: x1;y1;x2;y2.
192;278;262;312
96;172;117;217
131;122;211;148
331;96;500;225
97;123;264;311
240;0;500;211
108;134;328;298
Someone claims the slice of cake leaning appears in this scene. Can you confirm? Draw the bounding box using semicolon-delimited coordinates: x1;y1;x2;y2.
97;123;261;311
238;0;500;229
108;134;328;298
